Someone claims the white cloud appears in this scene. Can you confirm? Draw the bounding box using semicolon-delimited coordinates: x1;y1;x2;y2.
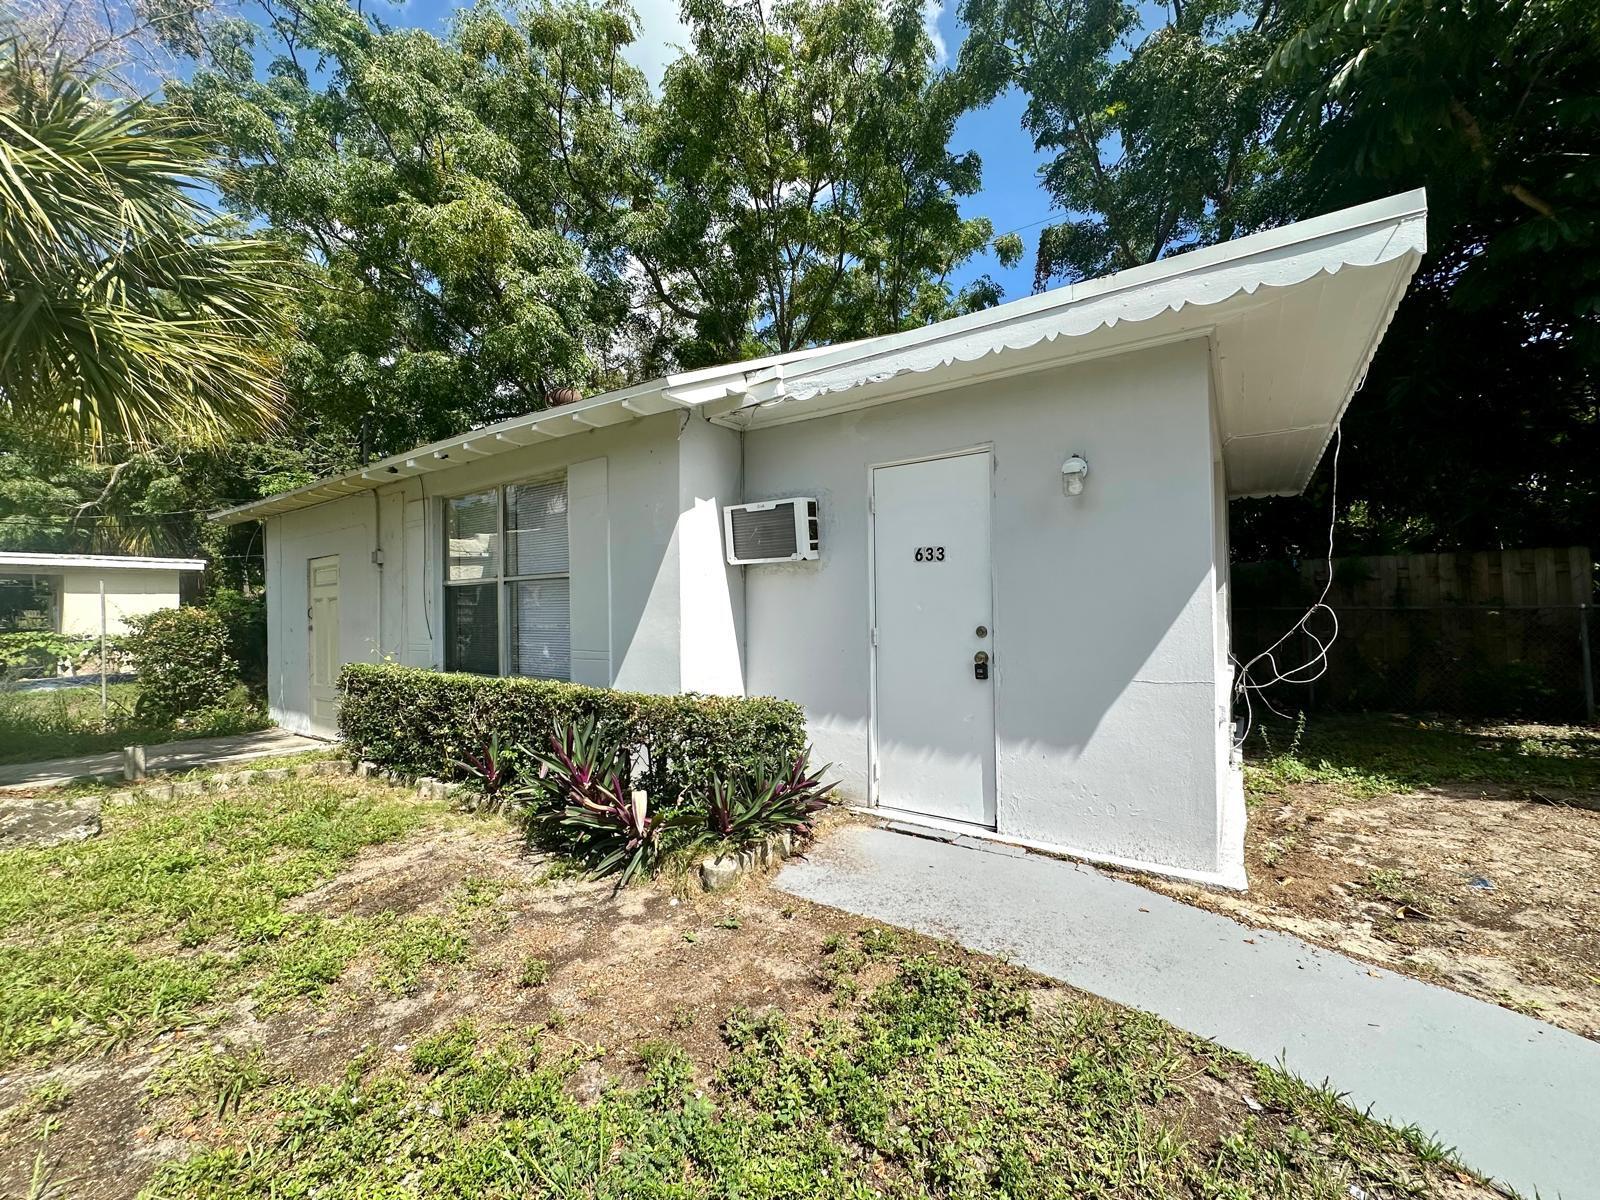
624;0;691;91
623;0;948;91
922;0;947;63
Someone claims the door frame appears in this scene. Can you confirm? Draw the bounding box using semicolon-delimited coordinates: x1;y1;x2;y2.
306;553;341;737
866;443;999;827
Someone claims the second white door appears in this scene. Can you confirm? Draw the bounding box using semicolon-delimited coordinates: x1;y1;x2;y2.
871;451;995;826
307;555;341;737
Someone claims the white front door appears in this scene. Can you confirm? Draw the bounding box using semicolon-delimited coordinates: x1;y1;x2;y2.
871;451;995;826
307;555;341;735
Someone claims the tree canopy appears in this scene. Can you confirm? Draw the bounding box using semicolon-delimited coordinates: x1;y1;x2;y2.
1;0;1595;570
0;43;290;449
959;0;1598;558
629;0;1017;366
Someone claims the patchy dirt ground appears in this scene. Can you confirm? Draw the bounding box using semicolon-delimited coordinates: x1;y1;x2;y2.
1137;781;1600;1039
0;822;869;1200
0;811;1498;1200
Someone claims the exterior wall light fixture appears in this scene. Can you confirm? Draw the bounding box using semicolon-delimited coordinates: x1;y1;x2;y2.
1061;454;1089;497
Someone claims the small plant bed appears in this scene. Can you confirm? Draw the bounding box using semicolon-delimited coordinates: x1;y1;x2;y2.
1129;714;1600;1039
0;772;1496;1199
342;665;831;890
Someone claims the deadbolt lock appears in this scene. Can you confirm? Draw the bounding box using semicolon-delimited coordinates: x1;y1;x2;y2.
975;625;988;638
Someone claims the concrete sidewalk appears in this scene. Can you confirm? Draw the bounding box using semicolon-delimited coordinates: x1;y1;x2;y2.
777;823;1599;1199
0;728;327;791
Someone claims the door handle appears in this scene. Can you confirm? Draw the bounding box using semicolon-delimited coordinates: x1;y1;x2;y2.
973;650;989;681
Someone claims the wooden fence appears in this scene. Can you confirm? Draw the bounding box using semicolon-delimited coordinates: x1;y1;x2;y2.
1233;548;1596;722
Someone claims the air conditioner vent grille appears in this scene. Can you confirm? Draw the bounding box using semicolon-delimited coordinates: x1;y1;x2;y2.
731;506;798;561
723;498;820;564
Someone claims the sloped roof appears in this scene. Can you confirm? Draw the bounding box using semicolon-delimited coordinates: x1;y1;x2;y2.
214;189;1425;525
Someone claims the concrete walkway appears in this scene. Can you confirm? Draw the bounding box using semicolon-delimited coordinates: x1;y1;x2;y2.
776;823;1599;1200
0;728;327;791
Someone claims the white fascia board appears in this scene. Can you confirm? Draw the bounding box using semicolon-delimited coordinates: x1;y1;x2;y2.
763;190;1427;410
0;552;207;572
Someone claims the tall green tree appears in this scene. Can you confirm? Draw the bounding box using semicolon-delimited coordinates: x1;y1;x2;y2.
631;0;1017;366
1233;0;1600;558
0;42;290;449
174;0;649;456
958;0;1303;287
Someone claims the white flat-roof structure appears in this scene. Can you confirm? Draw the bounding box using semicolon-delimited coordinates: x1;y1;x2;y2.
217;191;1427;887
0;552;206;637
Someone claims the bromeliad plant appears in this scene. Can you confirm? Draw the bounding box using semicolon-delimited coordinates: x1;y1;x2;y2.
701;750;834;850
519;717;670;888
456;733;518;811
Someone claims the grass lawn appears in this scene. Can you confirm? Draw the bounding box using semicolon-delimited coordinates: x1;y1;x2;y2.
0;772;1499;1199
1244;712;1600;802
1134;713;1600;1039
0;683;268;766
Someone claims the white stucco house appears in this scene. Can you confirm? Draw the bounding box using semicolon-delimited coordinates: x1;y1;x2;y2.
0;552;206;637
214;190;1426;887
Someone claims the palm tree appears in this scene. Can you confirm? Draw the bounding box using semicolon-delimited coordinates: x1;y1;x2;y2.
0;41;289;448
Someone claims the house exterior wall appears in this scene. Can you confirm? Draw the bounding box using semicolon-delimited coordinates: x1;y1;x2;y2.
58;568;183;636
261;412;693;735
254;342;1244;883
740;338;1242;883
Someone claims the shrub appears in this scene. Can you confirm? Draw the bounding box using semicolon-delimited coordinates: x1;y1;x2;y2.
697;750;833;850
206;589;267;689
519;716;687;887
124;607;240;721
338;664;807;812
0;632;106;676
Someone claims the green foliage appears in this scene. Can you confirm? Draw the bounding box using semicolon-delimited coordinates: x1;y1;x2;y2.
1240;0;1600;558
172;0;647;454
0;774;435;1063
0;41;291;449
0;632;102;673
699;748;833;849
147;1044;278;1117
518;715;676;887
123;606;239;721
1245;713;1600;803
632;0;1005;364
147;950;1483;1198
338;663;809;814
959;0;1302;287
0;424;352;589
0;681;267;766
205;588;267;688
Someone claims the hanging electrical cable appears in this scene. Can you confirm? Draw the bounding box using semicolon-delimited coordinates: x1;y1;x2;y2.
1231;425;1344;749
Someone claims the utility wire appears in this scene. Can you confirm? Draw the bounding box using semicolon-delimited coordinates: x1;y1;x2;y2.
1230;425;1343;750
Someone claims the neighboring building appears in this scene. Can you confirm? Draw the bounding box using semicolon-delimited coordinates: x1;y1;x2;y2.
214;190;1428;887
0;552;206;637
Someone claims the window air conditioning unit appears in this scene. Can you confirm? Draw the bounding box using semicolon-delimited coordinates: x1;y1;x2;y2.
724;498;820;565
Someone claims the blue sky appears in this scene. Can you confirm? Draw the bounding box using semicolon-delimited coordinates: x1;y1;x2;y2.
317;0;1058;303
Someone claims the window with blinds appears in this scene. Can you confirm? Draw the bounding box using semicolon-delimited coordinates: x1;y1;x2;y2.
443;477;570;679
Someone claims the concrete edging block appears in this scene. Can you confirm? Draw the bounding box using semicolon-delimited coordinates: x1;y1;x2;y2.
699;830;800;891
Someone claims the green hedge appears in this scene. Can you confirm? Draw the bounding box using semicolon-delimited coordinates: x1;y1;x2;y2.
338;664;808;808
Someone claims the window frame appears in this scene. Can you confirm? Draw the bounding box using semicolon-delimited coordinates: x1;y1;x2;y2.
442;473;570;679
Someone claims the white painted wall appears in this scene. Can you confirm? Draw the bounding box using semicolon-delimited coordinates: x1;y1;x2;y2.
256;342;1245;883
262;413;690;734
58;568;184;636
263;496;380;736
677;418;746;695
741;338;1240;883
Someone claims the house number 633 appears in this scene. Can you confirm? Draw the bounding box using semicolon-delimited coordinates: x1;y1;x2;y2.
914;546;946;562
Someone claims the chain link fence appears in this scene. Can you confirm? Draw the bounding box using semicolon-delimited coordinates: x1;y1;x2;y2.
1233;603;1597;724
